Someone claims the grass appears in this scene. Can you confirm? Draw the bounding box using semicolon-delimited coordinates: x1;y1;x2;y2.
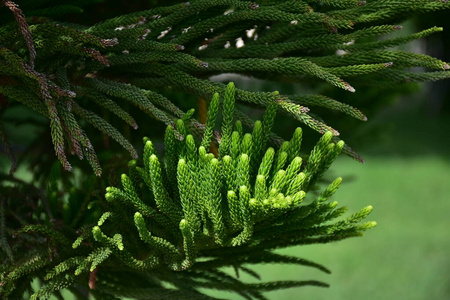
205;155;450;300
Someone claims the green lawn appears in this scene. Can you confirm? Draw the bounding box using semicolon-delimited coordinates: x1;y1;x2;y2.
206;155;450;300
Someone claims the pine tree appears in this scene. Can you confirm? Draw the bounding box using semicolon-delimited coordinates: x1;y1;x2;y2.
0;1;449;299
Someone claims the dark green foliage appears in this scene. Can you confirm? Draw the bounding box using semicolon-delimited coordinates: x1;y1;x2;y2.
1;0;449;173
0;169;105;299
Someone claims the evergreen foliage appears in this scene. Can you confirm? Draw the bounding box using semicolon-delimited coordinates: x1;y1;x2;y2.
1;0;449;174
1;0;449;299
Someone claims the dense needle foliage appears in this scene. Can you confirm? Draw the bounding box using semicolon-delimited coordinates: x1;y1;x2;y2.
0;0;449;299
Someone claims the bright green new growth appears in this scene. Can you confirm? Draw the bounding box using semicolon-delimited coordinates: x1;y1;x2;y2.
23;83;376;299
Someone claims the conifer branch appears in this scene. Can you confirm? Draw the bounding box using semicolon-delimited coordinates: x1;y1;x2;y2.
2;0;36;68
3;0;445;171
1;82;375;299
